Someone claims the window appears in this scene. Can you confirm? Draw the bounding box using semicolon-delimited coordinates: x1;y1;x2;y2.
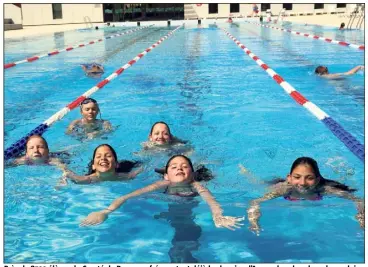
230;4;239;13
283;4;292;11
208;4;218;14
314;4;324;9
52;4;62;19
337;4;346;8
261;4;271;11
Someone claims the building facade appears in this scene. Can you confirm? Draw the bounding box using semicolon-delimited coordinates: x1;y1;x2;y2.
4;3;354;26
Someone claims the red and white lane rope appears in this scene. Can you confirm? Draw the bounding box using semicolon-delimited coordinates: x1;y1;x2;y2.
4;25;153;69
221;28;364;162
46;24;183;125
245;21;364;51
5;24;184;160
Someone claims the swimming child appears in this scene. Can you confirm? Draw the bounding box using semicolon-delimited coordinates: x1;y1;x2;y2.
64;144;142;184
80;155;244;230
66;97;112;139
139;121;191;155
246;157;364;235
9;135;68;170
339;22;345;30
81;63;104;77
227;17;233;23
315;65;364;79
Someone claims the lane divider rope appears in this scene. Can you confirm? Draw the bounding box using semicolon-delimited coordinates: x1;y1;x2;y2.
4;24;183;160
221;28;364;162
4;25;154;70
245;21;365;51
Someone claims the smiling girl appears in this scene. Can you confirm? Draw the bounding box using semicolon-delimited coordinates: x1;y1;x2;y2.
247;157;364;235
64;144;142;184
80;155;244;230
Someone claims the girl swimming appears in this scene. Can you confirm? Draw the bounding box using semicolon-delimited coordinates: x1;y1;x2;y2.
64;144;142;184
66;97;112;139
138;121;192;155
9;135;68;170
246;157;364;235
80;155;244;230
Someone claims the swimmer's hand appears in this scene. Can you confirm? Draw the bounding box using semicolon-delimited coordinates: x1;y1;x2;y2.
356;211;365;229
80;210;109;226
248;207;262;235
249;221;262;236
213;215;244;231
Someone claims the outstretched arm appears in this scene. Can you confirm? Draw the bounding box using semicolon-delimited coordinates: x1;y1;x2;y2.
324;186;364;229
325;66;364;79
247;185;287;235
192;182;244;231
80;180;170;226
344;65;364;75
116;165;144;181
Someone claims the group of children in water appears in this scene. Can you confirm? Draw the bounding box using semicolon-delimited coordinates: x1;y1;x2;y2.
8;97;364;234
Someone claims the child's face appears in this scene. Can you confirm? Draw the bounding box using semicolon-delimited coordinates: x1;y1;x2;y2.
149;123;171;145
26;137;49;160
92;146;117;174
81;102;99;122
287;164;318;193
164;156;193;183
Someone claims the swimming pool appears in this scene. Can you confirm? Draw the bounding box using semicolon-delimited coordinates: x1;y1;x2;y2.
4;20;364;263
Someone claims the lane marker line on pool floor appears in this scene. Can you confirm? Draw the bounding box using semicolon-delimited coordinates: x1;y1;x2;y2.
4;25;154;70
221;28;364;162
245;21;365;51
4;24;184;160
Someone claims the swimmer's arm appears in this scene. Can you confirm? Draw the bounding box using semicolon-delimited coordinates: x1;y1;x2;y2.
192;182;244;230
80;180;170;226
106;180;170;212
66;120;80;134
344;65;364;75
49;157;68;171
247;187;286;235
102;120;113;131
117;166;144;180
192;181;223;216
325;66;364;79
6;156;27;167
324;186;364;228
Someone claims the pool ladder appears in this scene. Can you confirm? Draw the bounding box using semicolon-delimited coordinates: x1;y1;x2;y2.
84;16;93;29
347;4;364;30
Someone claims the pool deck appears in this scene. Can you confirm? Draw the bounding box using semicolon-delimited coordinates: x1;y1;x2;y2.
4;14;364;39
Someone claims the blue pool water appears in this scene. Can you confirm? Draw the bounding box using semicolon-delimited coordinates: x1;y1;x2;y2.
4;21;364;263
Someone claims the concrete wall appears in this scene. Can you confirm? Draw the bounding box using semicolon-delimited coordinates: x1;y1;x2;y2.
4;4;22;24
21;4;104;26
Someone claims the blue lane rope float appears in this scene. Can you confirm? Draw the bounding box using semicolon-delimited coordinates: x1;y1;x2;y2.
221;28;364;163
4;24;184;160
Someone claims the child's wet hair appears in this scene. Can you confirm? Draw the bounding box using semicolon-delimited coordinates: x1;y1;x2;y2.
315;66;328;75
290;157;356;192
150;121;172;135
165;155;194;173
161;155;214;182
87;144;140;175
290;157;323;178
80;97;102;118
26;135;49;151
